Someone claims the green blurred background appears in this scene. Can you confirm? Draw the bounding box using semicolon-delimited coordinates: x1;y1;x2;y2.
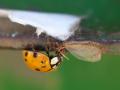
0;0;120;90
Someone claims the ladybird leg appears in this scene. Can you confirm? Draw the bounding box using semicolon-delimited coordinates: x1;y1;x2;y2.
31;44;39;52
45;45;50;57
31;44;36;51
24;44;33;51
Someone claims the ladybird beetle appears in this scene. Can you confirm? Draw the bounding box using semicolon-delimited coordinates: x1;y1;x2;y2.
23;50;62;72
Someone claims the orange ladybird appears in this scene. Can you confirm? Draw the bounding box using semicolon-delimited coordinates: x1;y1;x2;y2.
23;50;62;72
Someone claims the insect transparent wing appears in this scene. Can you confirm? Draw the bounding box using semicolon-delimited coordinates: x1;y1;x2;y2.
65;41;103;62
100;31;120;55
105;42;120;55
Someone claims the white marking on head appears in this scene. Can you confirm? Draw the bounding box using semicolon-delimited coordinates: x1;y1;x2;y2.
51;57;59;65
52;65;57;69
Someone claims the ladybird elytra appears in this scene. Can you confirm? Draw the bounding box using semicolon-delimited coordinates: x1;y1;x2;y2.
23;50;53;72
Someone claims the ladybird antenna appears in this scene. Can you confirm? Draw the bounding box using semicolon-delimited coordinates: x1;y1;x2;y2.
60;52;69;60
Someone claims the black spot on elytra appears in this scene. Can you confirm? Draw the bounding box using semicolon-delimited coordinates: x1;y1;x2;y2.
35;68;40;71
41;66;46;68
25;52;28;57
25;59;27;61
41;60;46;64
33;52;37;58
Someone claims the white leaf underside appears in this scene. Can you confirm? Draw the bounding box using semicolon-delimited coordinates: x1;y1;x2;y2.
0;9;81;40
